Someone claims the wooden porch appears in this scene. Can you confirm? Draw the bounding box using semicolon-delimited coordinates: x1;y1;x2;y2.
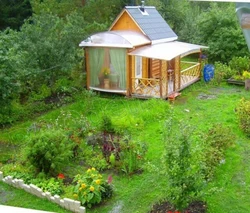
131;61;201;99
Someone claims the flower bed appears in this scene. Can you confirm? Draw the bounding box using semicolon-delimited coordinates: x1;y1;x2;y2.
0;171;86;213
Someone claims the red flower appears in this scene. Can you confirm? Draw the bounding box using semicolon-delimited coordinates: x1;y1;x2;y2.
58;173;65;179
167;211;172;213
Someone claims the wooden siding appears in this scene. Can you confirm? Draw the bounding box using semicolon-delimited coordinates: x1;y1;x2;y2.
142;57;148;78
151;59;161;78
111;11;141;32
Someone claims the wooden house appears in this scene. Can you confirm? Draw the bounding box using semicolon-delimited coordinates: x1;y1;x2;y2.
79;4;207;99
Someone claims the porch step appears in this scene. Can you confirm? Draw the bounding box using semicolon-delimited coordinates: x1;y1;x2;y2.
168;92;181;101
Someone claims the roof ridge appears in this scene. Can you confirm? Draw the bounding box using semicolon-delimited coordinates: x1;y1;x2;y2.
125;6;155;9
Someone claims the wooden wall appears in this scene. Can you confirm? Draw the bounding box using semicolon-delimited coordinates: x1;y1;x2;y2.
110;11;141;32
151;59;161;78
142;57;148;78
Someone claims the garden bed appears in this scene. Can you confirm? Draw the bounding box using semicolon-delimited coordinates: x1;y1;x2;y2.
149;201;207;213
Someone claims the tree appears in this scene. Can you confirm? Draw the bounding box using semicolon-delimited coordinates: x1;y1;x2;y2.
196;3;249;62
0;0;32;30
0;29;28;124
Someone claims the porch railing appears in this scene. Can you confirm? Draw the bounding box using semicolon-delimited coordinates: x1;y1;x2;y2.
131;77;165;98
180;62;201;86
131;62;201;98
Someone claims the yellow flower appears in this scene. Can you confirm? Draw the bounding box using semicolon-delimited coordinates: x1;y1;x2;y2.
90;186;95;192
91;167;96;171
81;183;86;189
102;67;110;76
95;179;101;185
87;169;91;173
73;194;78;199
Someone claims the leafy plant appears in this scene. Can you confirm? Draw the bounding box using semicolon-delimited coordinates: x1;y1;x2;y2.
214;62;237;83
203;124;235;179
242;71;250;80
25;129;74;175
73;168;113;208
236;98;250;137
229;56;250;76
163;116;206;211
119;138;147;175
34;177;64;196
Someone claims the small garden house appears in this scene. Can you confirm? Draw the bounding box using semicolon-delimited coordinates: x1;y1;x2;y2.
79;4;207;99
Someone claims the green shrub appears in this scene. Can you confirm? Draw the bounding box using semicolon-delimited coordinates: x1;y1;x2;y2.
236;98;250;137
25;129;74;175
163;117;206;211
203;124;235;179
52;77;75;94
73;168;113;208
214;62;237;83
229;56;250;76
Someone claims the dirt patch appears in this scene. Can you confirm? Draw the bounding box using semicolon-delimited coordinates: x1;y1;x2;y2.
149;201;207;213
197;93;217;100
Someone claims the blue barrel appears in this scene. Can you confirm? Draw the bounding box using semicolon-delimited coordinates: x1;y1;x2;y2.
203;64;215;82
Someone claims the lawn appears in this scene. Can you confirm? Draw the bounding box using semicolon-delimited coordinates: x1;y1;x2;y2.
0;81;250;213
0;181;71;213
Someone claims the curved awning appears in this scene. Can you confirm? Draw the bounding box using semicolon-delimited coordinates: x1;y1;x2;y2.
128;41;208;61
79;30;151;48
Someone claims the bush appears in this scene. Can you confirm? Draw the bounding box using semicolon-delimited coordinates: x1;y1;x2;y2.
214;62;237;83
163;117;206;211
236;98;250;137
203;124;235;179
73;168;113;208
25;129;74;175
229;56;250;76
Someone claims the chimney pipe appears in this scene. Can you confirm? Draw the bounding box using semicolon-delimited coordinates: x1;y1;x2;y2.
140;0;145;12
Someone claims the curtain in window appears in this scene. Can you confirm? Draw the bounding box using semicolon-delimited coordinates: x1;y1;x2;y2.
88;48;104;87
109;48;126;90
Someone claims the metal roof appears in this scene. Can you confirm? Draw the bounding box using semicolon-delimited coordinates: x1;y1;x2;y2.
128;41;208;61
79;30;151;48
125;6;178;43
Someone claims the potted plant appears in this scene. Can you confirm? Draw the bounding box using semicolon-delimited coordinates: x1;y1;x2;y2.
243;71;250;90
101;67;111;89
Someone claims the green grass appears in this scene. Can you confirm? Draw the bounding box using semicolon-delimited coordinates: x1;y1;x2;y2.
0;82;250;213
0;181;71;212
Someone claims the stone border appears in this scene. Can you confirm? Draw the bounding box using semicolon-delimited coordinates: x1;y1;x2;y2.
0;171;86;213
